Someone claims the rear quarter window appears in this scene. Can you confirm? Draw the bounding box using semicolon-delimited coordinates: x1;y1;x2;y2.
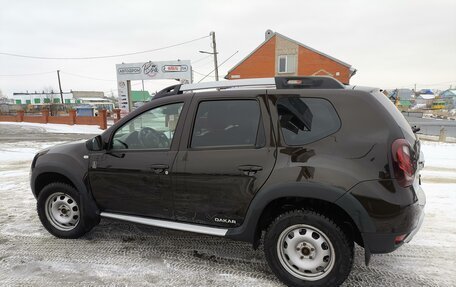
277;97;340;145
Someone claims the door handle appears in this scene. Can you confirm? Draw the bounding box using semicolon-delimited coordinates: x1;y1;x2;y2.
106;151;125;158
150;164;169;174
238;165;263;176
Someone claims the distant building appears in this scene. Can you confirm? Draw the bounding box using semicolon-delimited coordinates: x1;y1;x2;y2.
72;91;105;99
440;89;456;108
0;97;13;104
12;91;75;105
131;90;151;102
440;89;456;98
130;90;151;108
389;89;414;100
10;90;114;111
225;30;356;84
418;89;435;96
388;89;415;109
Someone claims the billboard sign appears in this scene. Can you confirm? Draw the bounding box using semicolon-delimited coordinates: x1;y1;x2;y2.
116;60;192;114
117;80;129;114
116;60;192;82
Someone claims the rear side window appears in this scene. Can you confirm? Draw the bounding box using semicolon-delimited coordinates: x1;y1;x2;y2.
277;97;340;145
191;100;261;148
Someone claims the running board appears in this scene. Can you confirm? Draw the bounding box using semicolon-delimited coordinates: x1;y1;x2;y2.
100;212;228;237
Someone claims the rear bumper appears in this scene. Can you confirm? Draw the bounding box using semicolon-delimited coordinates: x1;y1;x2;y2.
362;182;426;254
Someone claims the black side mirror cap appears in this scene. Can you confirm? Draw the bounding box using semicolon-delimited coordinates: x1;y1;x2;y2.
86;135;103;151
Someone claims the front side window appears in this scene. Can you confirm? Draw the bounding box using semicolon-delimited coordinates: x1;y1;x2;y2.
191;100;261;148
277;97;340;145
112;102;183;150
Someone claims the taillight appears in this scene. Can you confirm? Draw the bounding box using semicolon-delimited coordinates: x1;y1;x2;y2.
392;139;415;187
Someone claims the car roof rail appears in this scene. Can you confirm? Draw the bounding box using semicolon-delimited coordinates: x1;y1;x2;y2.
152;76;344;100
153;84;182;100
275;76;345;89
181;78;276;92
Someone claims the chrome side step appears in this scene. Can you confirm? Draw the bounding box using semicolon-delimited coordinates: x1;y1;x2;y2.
100;212;228;237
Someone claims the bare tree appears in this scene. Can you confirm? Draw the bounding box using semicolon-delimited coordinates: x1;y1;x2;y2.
0;89;8;105
42;86;55;103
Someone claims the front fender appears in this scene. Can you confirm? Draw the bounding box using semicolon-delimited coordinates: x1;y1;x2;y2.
31;152;99;223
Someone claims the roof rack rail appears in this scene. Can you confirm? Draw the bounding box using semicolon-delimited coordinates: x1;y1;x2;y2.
181;78;276;92
153;84;182;100
152;76;344;100
275;76;344;89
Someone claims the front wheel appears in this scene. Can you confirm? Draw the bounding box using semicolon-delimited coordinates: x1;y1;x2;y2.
264;210;353;287
37;183;98;238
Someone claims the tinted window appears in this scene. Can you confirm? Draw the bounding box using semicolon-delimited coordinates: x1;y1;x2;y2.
191;100;261;148
112;102;183;150
277;97;340;145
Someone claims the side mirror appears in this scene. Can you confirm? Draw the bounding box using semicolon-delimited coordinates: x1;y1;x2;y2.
86;135;103;151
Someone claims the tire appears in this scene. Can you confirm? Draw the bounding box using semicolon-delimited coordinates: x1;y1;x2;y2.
37;183;98;239
264;209;353;287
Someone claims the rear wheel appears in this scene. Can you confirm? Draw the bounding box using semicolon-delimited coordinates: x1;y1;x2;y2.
264;210;353;287
37;183;98;238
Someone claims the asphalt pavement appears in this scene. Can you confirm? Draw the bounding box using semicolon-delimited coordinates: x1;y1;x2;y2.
405;116;456;138
0;123;96;142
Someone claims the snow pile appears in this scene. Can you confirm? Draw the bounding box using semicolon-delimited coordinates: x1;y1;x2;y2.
0;121;103;134
0;141;63;164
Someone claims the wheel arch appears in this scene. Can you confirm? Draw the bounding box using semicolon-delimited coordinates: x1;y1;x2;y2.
32;164;100;222
34;172;77;198
226;182;374;248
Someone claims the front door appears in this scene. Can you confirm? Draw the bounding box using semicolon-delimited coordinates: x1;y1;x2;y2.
89;102;185;219
172;95;276;227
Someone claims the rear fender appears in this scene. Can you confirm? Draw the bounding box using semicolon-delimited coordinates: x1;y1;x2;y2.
226;182;375;242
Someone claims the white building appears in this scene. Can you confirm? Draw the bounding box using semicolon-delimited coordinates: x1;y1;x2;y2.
11;91;76;105
10;90;114;109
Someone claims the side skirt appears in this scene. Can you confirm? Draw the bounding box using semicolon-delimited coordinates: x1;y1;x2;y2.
100;212;228;237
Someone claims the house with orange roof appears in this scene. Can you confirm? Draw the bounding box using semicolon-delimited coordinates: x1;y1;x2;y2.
225;30;356;84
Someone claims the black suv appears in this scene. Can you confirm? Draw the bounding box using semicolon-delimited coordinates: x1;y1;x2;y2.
30;77;425;287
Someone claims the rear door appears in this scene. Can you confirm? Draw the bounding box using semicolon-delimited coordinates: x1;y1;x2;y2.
171;91;276;227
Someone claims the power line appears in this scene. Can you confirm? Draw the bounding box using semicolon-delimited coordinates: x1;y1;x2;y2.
192;56;216;69
192;54;212;64
0;71;55;77
197;51;239;83
60;71;115;82
0;35;210;60
102;81;144;95
192;69;215;78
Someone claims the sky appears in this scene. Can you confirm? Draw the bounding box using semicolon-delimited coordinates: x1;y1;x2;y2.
0;0;455;97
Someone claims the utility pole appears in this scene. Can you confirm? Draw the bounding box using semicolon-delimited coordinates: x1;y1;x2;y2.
211;31;219;81
199;31;219;81
57;70;64;104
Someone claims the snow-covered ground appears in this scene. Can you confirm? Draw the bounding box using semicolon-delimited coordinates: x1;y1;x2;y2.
0;121;103;134
0;125;455;286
